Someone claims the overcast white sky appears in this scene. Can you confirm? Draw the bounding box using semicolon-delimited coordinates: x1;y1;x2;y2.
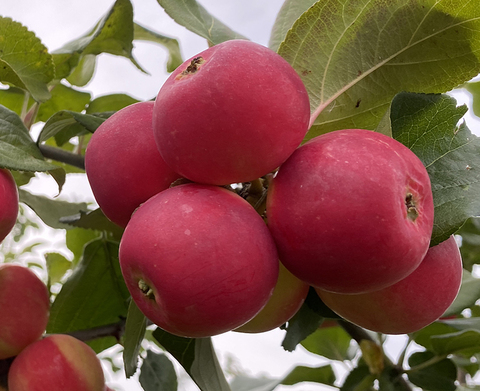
1;1;476;390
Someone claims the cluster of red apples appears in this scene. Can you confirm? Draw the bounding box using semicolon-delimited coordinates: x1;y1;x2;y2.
0;174;107;390
85;39;463;338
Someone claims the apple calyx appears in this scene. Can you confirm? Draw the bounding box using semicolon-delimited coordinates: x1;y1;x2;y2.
177;57;205;79
138;280;155;301
405;193;419;222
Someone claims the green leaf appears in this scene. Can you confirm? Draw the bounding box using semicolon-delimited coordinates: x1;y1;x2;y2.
38;110;106;146
391;92;480;245
0;105;57;171
229;364;336;391
407;351;457;391
278;0;480;140
301;325;354;361
152;330;230;391
465;81;480;118
52;0;143;85
139;350;178;391
123;300;148;378
134;23;183;73
281;288;331;352
190;338;231;391
413;321;458;351
36;84;91;122
47;239;130;353
430;329;480;356
458;217;480;271
58;208;124;240
282;364;336;387
268;0;317;52
86;94;139;114
18;188;89;230
65;228;100;267
0;87;31;116
0;17;54;102
66;54;97;87
443;269;480;317
340;365;375;391
45;252;72;286
156;0;247;45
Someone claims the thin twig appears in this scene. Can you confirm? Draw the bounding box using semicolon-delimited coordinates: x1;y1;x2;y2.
39;144;85;170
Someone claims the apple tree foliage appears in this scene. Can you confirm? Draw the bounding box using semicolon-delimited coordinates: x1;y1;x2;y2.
2;0;480;390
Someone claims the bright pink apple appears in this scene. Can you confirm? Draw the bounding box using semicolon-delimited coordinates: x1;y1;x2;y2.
119;183;279;338
0;264;49;360
234;261;309;333
8;334;105;391
0;169;18;242
152;39;310;185
316;235;462;334
85;101;180;227
266;129;434;294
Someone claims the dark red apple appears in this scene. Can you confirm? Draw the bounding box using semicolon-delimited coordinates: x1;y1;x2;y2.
316;235;462;334
8;334;105;391
0;264;49;360
85;101;180;227
234;261;309;333
152;39;310;185
119;183;279;338
0;169;18;242
266;129;434;294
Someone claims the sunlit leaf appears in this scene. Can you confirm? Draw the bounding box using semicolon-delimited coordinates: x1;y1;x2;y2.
156;0;247;45
278;0;480;139
391;92;480;245
0;17;54;102
134;23;183;72
269;0;317;52
36;84;91;122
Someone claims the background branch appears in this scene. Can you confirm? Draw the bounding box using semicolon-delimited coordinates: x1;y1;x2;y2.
39;144;85;170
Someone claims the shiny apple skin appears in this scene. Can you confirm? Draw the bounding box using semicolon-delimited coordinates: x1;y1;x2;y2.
152;39;310;185
8;334;105;391
85;101;180;227
267;129;434;294
234;261;309;333
317;235;462;334
0;264;49;360
119;183;279;338
0;169;18;243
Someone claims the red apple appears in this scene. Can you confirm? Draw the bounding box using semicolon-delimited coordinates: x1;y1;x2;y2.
266;129;434;294
152;39;310;185
0;264;49;360
85;101;180;227
8;334;105;391
0;169;18;242
119;183;279;338
316;235;462;334
234;261;309;333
